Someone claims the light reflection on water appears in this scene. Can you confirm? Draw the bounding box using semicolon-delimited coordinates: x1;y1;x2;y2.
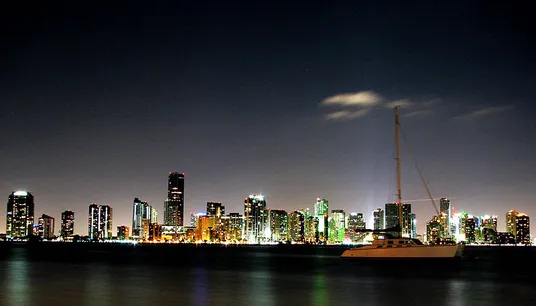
1;248;536;306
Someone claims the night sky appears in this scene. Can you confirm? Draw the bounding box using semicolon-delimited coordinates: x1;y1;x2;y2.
1;2;534;234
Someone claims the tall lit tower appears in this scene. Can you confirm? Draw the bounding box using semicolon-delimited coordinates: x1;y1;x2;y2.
314;198;329;240
207;202;225;218
6;191;35;238
61;210;75;239
88;203;99;240
38;214;55;239
440;198;451;236
244;194;267;242
164;172;185;226
132;197;152;237
372;208;384;230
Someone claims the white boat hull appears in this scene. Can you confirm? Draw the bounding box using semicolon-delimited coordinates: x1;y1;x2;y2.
341;244;463;259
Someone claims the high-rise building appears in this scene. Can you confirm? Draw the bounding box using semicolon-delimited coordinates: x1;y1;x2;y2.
304;216;319;243
440;198;451;237
38;214;55;239
117;225;130;240
465;217;476;243
401;204;412;238
288;211;305;242
314;198;329;240
481;215;498;231
88;203;99;240
149;223;162;241
267;209;288;242
372;208;384;230
164;172;185;226
6;191;35;238
411;213;417;238
61;210;75;239
244;194;267;242
228;213;244;242
88;204;113;240
506;210;518;235
329;210;345;243
515;213;530;244
426;215;443;243
384;203;399;229
151;207;158;224
207;202;225;218
132;198;152;238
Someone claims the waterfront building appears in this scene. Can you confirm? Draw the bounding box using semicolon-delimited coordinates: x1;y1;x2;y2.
372;208;384;230
164;172;185;226
191;212;206;228
465;217;476;243
6;191;35;238
196;215;216;242
151;207;158;223
117;225;130;240
288;211;305;243
515;213;530;244
38;214;55;239
132;198;152;238
329;210;345;244
244;194;267;242
141;218;150;240
481;215;498;231
506;210;518;234
439;198;451;236
426;215;442;243
384;203;398;229
61;210;75;239
149;223;162;241
304;216;319;243
314;198;329;240
207;202;225;218
384;203;411;237
411;213;417;238
88;203;113;240
228;213;244;242
401;204;412;238
267;209;288;242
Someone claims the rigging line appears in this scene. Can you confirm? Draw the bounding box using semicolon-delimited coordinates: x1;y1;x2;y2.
388;142;396;204
399;124;441;216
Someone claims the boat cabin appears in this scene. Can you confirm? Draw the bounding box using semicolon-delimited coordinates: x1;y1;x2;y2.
370;238;424;248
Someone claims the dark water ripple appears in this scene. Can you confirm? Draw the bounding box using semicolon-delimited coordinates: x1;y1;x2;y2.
0;244;535;306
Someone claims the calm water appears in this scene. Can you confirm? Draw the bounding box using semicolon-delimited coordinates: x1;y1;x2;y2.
1;244;535;306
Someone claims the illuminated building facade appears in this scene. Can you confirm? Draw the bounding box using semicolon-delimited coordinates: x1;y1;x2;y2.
314;198;329;240
401;204;412;238
132;198;153;238
6;191;35;238
164;172;185;226
149;223;162;241
385;203;411;237
411;213;417;238
267;209;288;242
207;202;225;218
141;218;150;240
88;203;113;240
384;203;398;229
329;210;345;243
191;212;206;227
244;194;267;242
304;216;319;243
439;198;451;232
515;214;530;244
288;211;304;242
465;217;476;243
117;225;130;240
228;213;244;242
196;215;216;241
61;210;75;239
38;214;55;239
481;215;498;231
506;210;518;236
373;208;384;230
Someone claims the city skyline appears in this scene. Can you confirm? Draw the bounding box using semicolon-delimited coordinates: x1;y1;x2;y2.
1;3;534;235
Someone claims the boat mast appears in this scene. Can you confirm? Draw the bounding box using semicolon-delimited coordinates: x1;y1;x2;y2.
395;106;403;238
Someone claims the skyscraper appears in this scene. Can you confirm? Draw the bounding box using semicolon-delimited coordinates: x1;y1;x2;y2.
88;203;99;240
267;209;288;242
6;191;35;238
411;213;417;238
372;208;384;230
329;210;345;243
515;214;530;245
206;202;225;218
132;197;152;238
506;210;518;234
61;210;75;239
244;194;267;242
401;204;412;238
384;203;399;229
288;211;305;243
88;203;113;240
38;214;55;239
314;198;329;240
164;172;185;226
440;198;451;237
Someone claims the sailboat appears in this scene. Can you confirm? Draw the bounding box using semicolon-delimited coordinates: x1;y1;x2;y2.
341;107;464;259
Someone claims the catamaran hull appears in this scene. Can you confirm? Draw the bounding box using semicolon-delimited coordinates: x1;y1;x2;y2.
341;245;463;259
